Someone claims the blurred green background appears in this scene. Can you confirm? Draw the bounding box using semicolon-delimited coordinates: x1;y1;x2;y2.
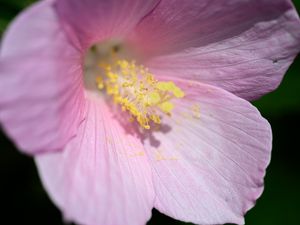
0;1;299;225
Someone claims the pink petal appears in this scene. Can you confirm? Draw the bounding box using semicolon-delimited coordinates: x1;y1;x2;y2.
0;1;85;155
133;0;300;100
142;78;272;224
55;0;160;50
35;93;155;225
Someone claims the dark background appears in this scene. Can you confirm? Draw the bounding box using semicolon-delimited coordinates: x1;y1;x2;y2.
1;0;300;224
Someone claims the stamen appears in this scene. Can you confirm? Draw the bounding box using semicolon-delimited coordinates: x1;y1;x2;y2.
96;58;184;129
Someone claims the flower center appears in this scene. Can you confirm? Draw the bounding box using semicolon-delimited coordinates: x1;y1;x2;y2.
84;41;184;129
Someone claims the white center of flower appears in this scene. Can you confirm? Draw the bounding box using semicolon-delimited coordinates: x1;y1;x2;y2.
84;40;184;129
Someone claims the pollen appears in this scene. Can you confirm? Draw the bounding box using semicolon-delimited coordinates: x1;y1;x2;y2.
96;59;185;129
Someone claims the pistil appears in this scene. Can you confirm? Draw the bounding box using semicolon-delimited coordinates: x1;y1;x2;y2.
96;59;184;129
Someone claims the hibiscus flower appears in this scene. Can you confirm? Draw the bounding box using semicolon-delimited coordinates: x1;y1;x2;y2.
0;0;300;225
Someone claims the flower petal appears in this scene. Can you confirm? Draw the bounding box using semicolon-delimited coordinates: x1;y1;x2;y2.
134;0;300;100
0;1;85;155
142;78;272;224
55;0;160;50
35;93;155;225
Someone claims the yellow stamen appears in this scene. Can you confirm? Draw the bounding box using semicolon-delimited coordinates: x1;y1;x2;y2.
96;59;185;129
159;102;174;114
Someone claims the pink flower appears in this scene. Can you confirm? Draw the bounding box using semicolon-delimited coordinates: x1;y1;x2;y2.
1;0;300;224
